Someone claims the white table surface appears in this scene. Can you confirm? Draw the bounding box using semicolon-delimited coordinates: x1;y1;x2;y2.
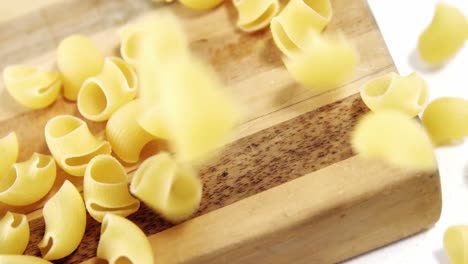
346;1;468;263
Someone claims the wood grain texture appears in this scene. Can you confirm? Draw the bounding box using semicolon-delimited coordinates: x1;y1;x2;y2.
0;0;441;263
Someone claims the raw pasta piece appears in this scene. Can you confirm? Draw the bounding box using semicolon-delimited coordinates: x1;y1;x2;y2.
422;97;468;146
57;34;104;101
0;132;18;177
0;212;29;254
3;66;61;109
38;180;86;260
234;0;279;32
284;32;358;91
0;153;56;206
84;155;140;222
360;72;429;117
130;152;202;222
444;225;468;264
0;255;52;264
418;3;468;66
351;111;436;171
106;100;156;163
137;104;170;139
179;0;224;10
78;57;138;121
97;214;154;264
271;0;332;57
152;0;174;3
45;115;111;176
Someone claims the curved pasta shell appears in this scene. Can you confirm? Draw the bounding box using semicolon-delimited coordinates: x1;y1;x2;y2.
84;155;140;222
418;3;468;66
284;32;358;91
137;104;170;139
360;72;429;117
179;0;224;10
57;34;104;101
422;97;468;146
39;180;86;260
271;0;332;58
0;212;29;254
444;226;468;264
0;132;18;177
234;0;279;32
106;100;156;163
97;214;154;264
3;66;61;109
130;153;202;222
45;115;111;176
351;111;436;171
78;57;138;121
0;255;52;264
0;153;56;206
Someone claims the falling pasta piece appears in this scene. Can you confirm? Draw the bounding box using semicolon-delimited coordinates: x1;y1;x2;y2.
130;152;202;222
360;72;429;117
3;66;62;109
351;111;436;171
78;57;137;121
57;34;104;101
84;155;140;222
0;255;52;264
234;0;280;32
284;32;358;91
39;180;86;260
137;104;170;139
0;132;18;177
106;100;157;163
418;3;468;66
444;226;468;264
45;115;111;176
0;153;56;206
179;0;224;10
97;214;154;264
422;97;468;146
271;0;332;57
0;212;29;254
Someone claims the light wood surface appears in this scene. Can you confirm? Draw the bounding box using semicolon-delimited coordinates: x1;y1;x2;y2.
0;0;441;263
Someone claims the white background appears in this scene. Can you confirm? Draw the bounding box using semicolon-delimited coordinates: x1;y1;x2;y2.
346;1;468;263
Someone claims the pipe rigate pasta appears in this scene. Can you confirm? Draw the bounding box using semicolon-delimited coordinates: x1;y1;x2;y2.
84;155;140;222
351;111;436;171
0;132;18;177
179;0;224;10
0;212;29;254
130;152;202;222
234;0;279;32
271;0;332;58
0;255;52;264
39;180;86;260
106;100;156;163
97;214;154;264
444;226;468;264
78;57;138;121
57;34;104;101
2;66;61;109
360;72;429;117
0;153;56;206
422;97;468;146
418;3;468;66
45;115;111;176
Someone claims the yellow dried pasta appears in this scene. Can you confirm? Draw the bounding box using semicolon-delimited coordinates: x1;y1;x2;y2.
0;153;56;206
422;97;468;146
0;255;52;264
271;0;332;57
57;34;104;101
0;212;29;254
84;155;140;222
106;100;156;163
45;115;111;176
444;225;468;264
39;180;86;260
130;152;202;222
351;111;436;171
234;0;279;32
284;32;358;91
97;214;154;264
418;3;468;66
137;104;170;139
0;132;18;177
179;0;224;10
3;66;61;109
78;57;137;121
360;72;429;117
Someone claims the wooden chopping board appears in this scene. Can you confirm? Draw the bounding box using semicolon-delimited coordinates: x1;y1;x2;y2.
0;0;442;263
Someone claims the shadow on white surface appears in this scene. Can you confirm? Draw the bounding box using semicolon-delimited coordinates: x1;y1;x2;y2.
407;48;444;74
432;248;450;264
463;162;468;187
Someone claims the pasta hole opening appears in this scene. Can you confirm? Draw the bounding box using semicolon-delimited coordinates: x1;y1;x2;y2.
47;117;83;138
39;236;54;257
36;85;51;95
90;157;126;184
79;82;108;116
65;144;111;167
10;213;24;228
36;155;51;169
115;256;133;264
271;21;300;55
364;75;394;97
90;201;139;214
304;0;332;20
125;33;145;62
112;59;136;89
168;170;199;208
0;168;17;194
241;4;278;30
